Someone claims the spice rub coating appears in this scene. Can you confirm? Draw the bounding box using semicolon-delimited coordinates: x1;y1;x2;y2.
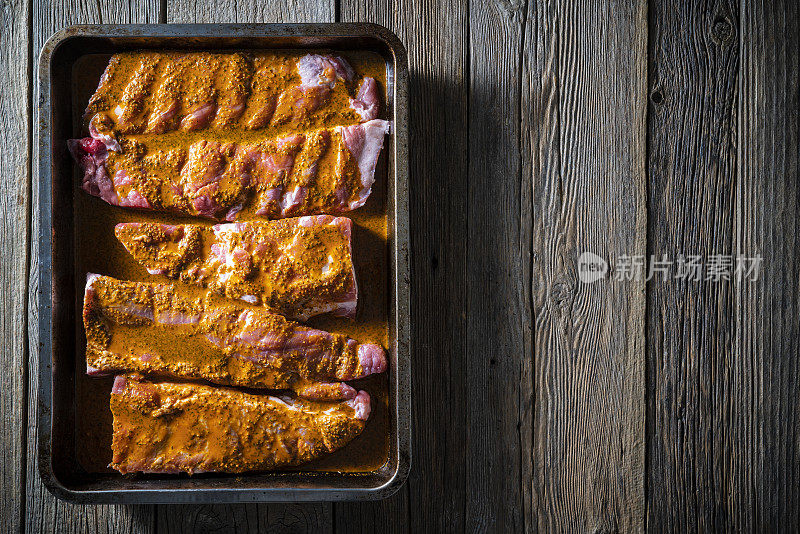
115;215;358;320
110;374;371;474
83;274;387;400
69;51;389;220
69;119;390;220
85;51;372;137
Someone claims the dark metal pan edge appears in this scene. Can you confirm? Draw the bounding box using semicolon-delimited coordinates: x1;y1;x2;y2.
37;23;410;503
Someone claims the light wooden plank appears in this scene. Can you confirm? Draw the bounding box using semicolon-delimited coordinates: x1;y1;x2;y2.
162;1;335;531
336;0;468;531
27;2;160;533
645;0;740;530
525;0;647;531
733;0;800;529
0;0;30;532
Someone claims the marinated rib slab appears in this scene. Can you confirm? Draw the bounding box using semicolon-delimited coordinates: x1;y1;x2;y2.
68;119;390;220
84;52;377;138
69;51;388;219
84;274;387;400
115;216;357;320
111;374;370;474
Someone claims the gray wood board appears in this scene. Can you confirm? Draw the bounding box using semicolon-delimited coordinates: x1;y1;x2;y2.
525;1;648;531
645;0;800;529
466;0;529;530
1;1;31;533
645;0;740;530
26;2;160;533
733;0;800;529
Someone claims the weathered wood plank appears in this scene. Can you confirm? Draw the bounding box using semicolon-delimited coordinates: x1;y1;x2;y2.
645;0;740;530
733;0;800;529
167;0;333;24
0;0;30;532
526;0;647;531
466;0;528;531
156;504;331;534
336;0;467;531
162;1;335;530
26;2;160;533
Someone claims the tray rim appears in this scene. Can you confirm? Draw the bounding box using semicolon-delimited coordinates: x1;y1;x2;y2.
37;22;411;504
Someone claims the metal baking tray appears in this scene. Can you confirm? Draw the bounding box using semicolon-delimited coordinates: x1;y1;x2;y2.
37;23;410;503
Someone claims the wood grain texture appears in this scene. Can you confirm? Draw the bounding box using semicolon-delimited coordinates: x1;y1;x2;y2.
26;2;160;534
10;1;800;532
0;0;30;532
166;0;333;23
157;504;330;534
645;0;740;530
526;1;647;531
163;1;335;531
466;0;528;531
337;0;467;531
733;0;800;529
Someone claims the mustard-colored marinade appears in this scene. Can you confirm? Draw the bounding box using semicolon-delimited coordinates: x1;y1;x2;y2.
84;274;383;398
86;51;362;137
111;374;369;474
114;215;357;320
99;126;366;219
81;50;385;220
72;50;391;475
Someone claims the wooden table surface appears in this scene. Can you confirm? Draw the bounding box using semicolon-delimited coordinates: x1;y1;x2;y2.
1;0;798;532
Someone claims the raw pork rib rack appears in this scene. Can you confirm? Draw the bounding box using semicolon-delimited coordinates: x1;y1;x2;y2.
111;374;371;474
84;274;386;401
115;215;358;320
68;52;391;220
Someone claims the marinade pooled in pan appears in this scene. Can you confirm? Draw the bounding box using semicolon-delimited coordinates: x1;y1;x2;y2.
71;50;391;474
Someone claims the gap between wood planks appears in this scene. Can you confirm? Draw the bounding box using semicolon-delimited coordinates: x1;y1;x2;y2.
20;0;35;529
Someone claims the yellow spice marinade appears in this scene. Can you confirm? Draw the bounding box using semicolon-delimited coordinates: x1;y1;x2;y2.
111;374;370;474
84;274;387;400
114;215;357;320
86;51;362;137
71;50;392;475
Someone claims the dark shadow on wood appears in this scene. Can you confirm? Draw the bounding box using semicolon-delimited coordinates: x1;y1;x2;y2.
337;62;469;534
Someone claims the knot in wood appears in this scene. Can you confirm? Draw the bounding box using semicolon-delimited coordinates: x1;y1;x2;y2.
651;89;664;105
712;16;733;44
550;279;574;308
